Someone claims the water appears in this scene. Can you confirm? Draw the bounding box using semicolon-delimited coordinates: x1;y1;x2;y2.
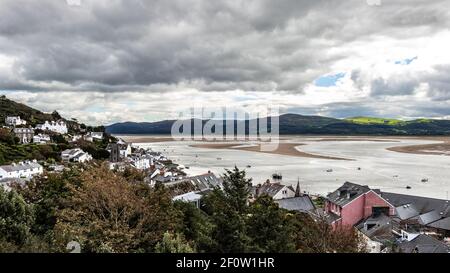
131;136;450;199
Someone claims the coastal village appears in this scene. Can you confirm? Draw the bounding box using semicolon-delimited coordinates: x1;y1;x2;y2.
1;97;449;254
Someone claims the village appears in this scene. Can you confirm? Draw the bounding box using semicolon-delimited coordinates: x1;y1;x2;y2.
1;114;450;254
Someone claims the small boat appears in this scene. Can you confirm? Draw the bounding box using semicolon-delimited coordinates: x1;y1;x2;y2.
326;169;333;173
246;165;251;168
421;178;429;183
357;167;361;171
217;157;222;160
406;186;412;189
272;173;282;180
185;166;190;169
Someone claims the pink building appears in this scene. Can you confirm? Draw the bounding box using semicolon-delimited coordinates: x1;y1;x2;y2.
325;182;395;229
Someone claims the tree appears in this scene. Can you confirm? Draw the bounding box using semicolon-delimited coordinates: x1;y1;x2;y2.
291;213;366;253
175;201;215;252
246;196;296;253
221;166;252;213
154;232;195;253
15;168;82;236
54;165;181;253
0;187;34;247
202;167;252;253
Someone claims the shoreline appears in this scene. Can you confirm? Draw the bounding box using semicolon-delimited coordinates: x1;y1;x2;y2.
190;143;352;161
120;134;450;157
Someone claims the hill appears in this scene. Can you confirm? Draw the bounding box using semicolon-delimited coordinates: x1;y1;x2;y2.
106;114;450;136
0;95;57;126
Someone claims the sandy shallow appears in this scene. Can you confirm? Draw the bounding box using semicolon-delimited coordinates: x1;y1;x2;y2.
190;143;351;160
387;140;450;156
119;135;450;157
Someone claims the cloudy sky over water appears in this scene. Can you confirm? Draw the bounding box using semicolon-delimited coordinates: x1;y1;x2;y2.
1;0;450;125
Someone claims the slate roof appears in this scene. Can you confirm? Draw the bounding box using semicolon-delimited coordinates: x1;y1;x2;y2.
324;212;341;224
427;217;450;231
164;173;223;192
397;234;450;253
275;196;316;213
356;214;397;243
381;192;450;216
173;191;202;203
0;161;42;172
395;203;421;220
418;210;442;225
326;181;371;207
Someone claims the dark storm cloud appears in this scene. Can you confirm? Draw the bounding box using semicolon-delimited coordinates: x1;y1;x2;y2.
1;0;449;94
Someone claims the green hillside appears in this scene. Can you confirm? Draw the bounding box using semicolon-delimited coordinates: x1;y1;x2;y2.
346;117;405;125
0;95;56;126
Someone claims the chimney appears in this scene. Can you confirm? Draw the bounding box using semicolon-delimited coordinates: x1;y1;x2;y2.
255;184;262;197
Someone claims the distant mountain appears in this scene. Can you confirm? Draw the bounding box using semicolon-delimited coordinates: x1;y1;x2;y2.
106;114;450;136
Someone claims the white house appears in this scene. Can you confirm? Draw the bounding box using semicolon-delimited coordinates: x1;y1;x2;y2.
13;128;34;144
33;134;51;144
130;156;151;170
0;160;43;180
36;120;68;134
5;116;27;126
252;181;296;200
106;143;132;159
61;148;93;163
173;192;203;208
85;132;104;141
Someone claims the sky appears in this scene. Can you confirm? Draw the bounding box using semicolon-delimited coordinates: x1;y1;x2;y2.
1;0;450;125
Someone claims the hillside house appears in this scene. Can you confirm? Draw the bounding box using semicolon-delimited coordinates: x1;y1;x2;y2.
33;134;51;144
5;116;26;126
13;127;34;143
252;180;296;200
61;148;93;163
36;120;68;134
325;182;395;228
0;160;43;179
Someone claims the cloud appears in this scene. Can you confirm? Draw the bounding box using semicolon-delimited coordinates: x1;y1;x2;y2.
0;0;450;124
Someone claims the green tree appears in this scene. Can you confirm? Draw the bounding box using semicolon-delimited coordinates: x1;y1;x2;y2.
0;187;34;247
247;196;296;253
175;201;215;252
154;232;195;253
202;167;252;253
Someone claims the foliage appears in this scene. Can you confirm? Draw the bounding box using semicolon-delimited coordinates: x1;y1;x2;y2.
54;165;181;253
0;187;34;247
246;196;296;253
1;164;365;254
154;232;195;253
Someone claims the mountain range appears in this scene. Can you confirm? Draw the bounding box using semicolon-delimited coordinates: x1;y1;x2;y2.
105;114;450;136
2;95;450;136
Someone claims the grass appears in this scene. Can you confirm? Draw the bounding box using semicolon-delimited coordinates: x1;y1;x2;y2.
345;117;405;125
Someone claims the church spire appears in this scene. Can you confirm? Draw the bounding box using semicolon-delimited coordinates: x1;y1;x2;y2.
295;178;301;197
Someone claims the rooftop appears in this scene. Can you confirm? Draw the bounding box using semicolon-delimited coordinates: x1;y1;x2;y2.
275;196;316;213
327;182;371;207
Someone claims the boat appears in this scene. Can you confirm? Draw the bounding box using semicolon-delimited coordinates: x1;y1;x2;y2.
357;167;361;171
217;157;222;160
326;169;333;173
246;165;251;168
272;173;282;180
406;186;412;189
421;178;429;183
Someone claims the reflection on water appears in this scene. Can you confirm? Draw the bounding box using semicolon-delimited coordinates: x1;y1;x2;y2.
134;137;450;199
